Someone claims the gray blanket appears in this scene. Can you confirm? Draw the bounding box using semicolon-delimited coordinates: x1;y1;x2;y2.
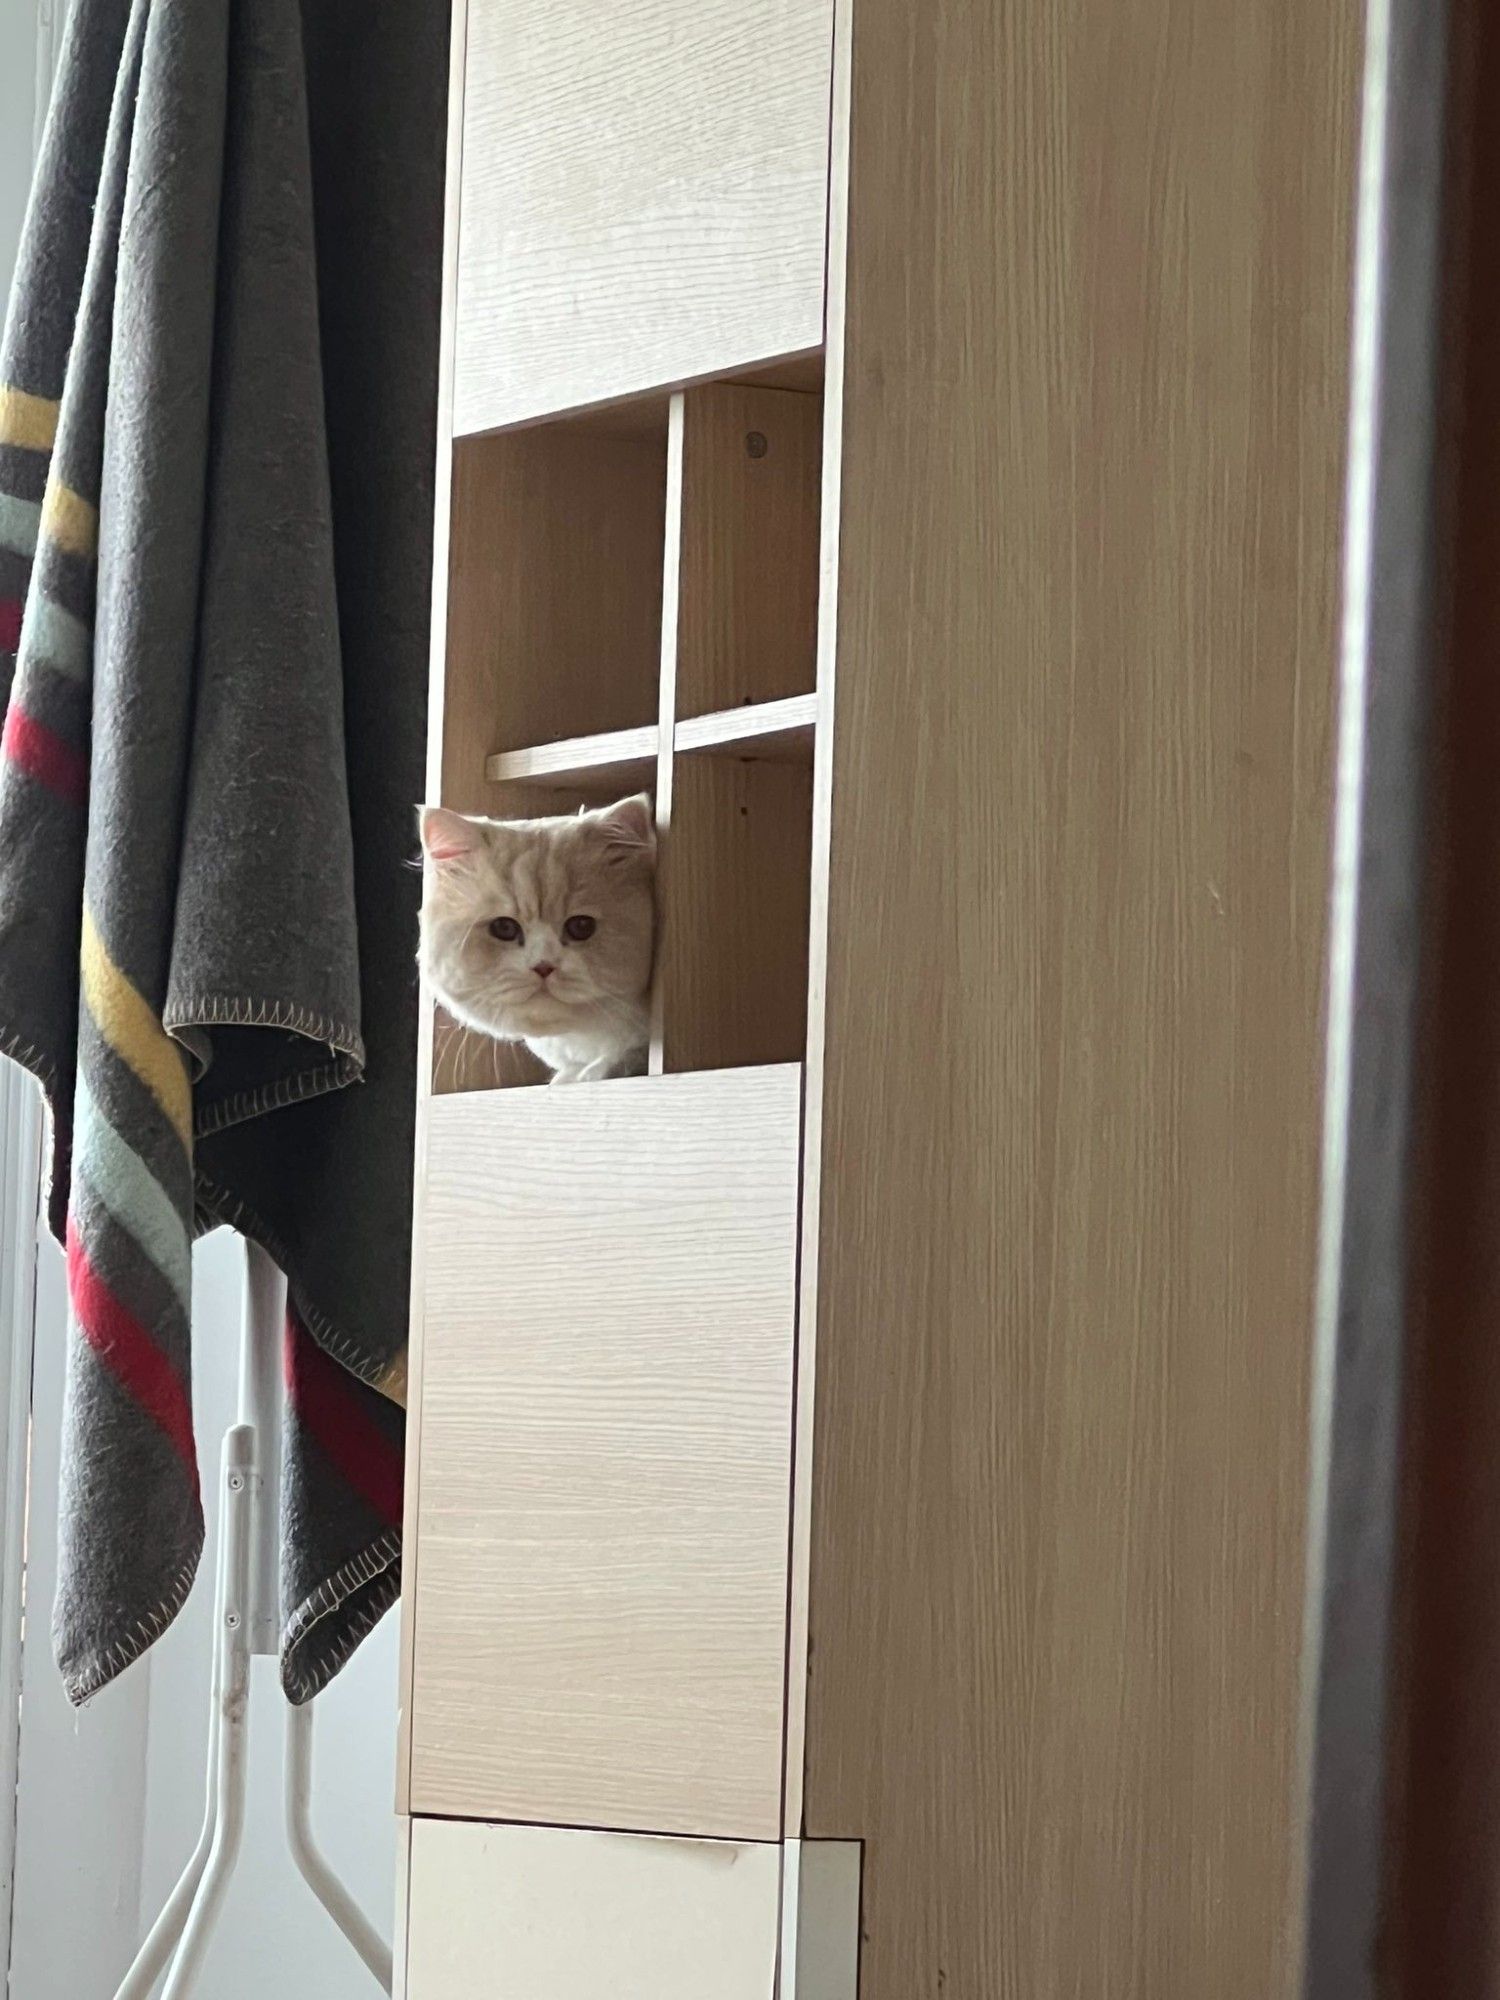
0;0;443;1700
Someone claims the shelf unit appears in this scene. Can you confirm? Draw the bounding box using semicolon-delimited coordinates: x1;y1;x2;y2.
398;0;1367;1990
430;379;819;1097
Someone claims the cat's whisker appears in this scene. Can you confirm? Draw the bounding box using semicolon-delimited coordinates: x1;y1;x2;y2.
439;1019;466;1094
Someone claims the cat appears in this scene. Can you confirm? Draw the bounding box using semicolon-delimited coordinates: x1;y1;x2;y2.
418;793;656;1083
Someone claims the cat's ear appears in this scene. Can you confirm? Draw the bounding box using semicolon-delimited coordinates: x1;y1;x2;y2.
419;805;484;865
596;793;656;854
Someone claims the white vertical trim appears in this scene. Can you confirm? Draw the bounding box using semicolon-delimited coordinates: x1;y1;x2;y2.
0;1068;42;1976
778;1840;861;2000
1297;0;1449;1981
1300;0;1390;1775
1;0;66;1965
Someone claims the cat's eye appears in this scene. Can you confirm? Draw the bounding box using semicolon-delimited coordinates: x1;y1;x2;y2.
563;915;596;942
488;916;523;943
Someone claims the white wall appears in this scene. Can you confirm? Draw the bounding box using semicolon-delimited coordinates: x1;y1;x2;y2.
1;12;399;1991
9;1232;399;2000
0;0;42;272
9;1236;152;1997
0;0;47;1984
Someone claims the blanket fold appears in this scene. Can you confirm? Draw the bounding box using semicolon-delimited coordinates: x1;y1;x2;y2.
0;0;444;1701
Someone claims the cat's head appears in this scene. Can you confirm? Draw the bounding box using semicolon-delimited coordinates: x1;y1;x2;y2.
417;794;656;1041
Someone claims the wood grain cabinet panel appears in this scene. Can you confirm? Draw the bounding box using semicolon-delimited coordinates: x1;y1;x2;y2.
407;1065;800;1839
453;0;833;434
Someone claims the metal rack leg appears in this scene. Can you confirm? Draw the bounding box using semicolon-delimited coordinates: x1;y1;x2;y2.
110;1239;392;1997
286;1699;394;1992
109;1557;226;1998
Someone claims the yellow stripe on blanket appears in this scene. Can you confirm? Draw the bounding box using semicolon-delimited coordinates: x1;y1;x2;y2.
41;477;98;558
373;1348;408;1408
0;386;59;453
80;906;192;1150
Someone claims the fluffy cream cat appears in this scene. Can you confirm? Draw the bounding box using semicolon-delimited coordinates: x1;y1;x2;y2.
418;794;656;1083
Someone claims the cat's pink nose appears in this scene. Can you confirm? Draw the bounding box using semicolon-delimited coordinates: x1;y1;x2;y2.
532;961;557;980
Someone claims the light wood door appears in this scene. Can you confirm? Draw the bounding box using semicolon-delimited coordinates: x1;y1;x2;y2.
788;0;1362;1992
452;0;834;434
403;1819;781;2000
406;1065;800;1839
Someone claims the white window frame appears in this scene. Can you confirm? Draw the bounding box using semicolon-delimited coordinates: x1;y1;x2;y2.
0;0;63;1963
0;1069;40;1974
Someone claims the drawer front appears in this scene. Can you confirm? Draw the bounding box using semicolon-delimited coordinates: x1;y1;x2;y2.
453;0;833;433
407;1066;801;1839
403;1819;780;2000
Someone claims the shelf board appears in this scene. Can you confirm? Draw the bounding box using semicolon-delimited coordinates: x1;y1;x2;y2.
485;693;816;791
675;692;816;762
485;722;659;789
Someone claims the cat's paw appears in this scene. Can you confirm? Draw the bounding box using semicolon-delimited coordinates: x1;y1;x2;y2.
548;1065;583;1085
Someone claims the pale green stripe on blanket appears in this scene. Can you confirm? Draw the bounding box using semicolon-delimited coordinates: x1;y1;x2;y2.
0;492;40;559
74;1071;191;1312
24;594;91;680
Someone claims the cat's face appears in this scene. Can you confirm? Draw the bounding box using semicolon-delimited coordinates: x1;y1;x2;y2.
417;795;656;1042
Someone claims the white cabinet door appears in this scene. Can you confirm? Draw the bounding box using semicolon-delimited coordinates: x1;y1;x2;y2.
404;1820;781;2000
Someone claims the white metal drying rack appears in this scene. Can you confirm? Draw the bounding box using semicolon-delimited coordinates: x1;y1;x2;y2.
113;1240;393;1999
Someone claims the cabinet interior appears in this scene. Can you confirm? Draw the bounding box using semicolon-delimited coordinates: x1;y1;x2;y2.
431;365;824;1095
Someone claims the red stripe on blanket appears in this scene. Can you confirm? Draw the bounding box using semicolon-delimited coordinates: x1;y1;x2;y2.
65;1220;199;1492
284;1309;403;1527
2;702;87;805
0;599;20;652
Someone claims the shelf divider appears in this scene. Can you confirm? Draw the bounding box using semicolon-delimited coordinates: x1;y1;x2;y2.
649;393;689;1073
652;387;814;1075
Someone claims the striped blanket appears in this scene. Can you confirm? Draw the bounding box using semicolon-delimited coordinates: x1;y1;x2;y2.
0;0;443;1700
